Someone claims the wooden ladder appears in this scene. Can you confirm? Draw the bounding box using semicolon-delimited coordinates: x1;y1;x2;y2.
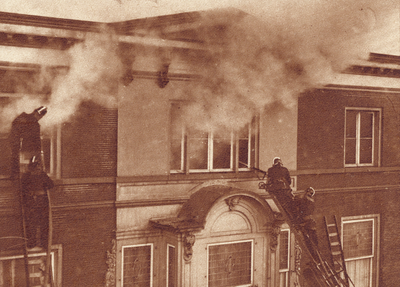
323;215;353;287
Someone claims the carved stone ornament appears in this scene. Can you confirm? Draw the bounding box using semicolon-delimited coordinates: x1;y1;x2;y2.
183;233;196;263
295;239;302;276
105;239;116;287
270;213;285;251
225;196;242;211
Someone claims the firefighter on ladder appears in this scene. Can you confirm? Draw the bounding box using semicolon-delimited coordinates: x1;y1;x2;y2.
294;187;319;260
21;156;54;249
267;157;294;212
9;106;47;179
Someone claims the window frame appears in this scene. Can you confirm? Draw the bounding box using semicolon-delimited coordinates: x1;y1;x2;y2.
279;229;290;287
0;244;62;287
341;214;380;287
188;129;235;173
166;244;176;287
344;107;381;168
206;239;254;287
41;125;61;178
121;243;153;287
170;102;259;174
342;218;375;261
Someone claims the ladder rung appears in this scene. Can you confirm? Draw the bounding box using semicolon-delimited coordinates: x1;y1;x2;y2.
327;223;336;227
329;232;338;237
332;251;342;256
331;242;340;246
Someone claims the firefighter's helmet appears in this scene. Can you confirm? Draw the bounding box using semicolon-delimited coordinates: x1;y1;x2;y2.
273;157;282;166
306;187;315;197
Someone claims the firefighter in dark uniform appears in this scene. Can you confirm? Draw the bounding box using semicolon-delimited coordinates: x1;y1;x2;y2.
267;157;293;211
9;106;47;179
294;187;318;259
21;156;54;249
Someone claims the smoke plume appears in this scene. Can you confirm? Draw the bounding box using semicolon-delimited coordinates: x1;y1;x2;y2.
0;0;398;134
177;0;398;132
0;29;123;132
41;31;122;129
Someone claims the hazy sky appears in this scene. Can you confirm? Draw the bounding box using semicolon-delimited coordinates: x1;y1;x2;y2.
1;0;398;24
2;0;239;22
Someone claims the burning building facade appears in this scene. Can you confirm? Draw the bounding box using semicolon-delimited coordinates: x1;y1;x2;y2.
0;4;399;287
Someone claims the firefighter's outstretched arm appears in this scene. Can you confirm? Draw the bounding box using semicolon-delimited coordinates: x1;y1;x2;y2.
239;161;267;180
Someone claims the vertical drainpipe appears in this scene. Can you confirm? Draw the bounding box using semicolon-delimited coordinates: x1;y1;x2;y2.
56;124;61;179
50;127;55;175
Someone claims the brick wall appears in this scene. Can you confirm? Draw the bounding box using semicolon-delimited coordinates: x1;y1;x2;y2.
61;102;117;178
308;187;400;286
52;183;116;287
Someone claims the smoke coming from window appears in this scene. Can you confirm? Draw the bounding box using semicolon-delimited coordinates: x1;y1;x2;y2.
173;0;398;133
0;0;397;133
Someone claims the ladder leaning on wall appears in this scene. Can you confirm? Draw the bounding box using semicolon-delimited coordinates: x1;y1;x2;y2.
323;215;354;287
258;181;354;287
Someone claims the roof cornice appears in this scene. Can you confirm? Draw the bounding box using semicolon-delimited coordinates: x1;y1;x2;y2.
0;10;231;51
0;11;102;32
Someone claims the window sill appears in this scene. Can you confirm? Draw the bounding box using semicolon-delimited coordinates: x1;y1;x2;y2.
295;166;400;175
117;171;259;184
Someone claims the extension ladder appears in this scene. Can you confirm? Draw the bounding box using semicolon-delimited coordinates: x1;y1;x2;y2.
261;185;352;287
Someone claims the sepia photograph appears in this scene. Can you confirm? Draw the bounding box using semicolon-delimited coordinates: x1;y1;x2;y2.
0;0;399;286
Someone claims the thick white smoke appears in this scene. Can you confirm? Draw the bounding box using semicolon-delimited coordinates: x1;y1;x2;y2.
0;29;123;132
41;31;122;129
0;0;398;134
175;0;399;132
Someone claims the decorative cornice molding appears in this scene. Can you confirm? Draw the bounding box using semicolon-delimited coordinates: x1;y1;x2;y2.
323;84;400;93
0;11;103;32
0;11;212;51
0;31;78;50
344;65;400;78
368;53;400;65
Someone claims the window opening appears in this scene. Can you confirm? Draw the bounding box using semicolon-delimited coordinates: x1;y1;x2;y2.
0;247;61;287
122;244;153;287
342;216;378;287
207;240;253;287
170;102;257;173
343;219;374;261
167;244;176;287
345;108;381;167
279;229;290;287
